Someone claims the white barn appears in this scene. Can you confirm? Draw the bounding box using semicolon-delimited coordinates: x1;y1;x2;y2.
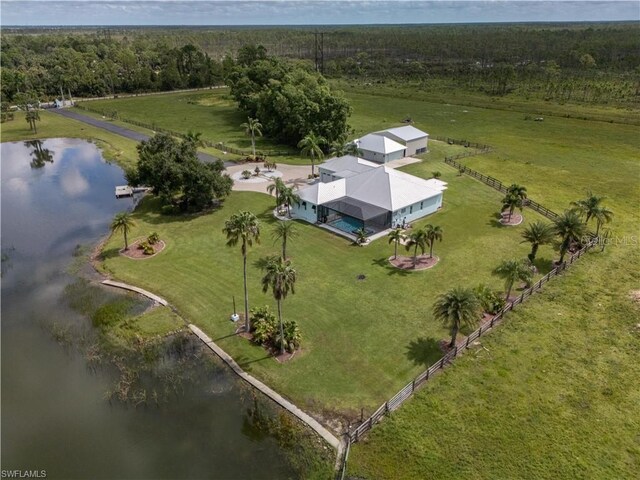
376;125;429;156
355;134;406;164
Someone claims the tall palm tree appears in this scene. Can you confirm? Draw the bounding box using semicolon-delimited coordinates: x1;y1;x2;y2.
494;259;533;300
241;117;263;157
223;211;261;332
388;228;405;259
279;186;300;219
553;210;586;263
501;192;523;221
329;135;348;157
405;228;428;268
297;132;326;177
272;221;298;260
25;109;40;133
425;224;443;258
593;206;614;236
261;257;297;355
266;177;286;210
570;191;606;224
344;142;363;157
507;183;528;201
520;221;555;262
432;287;481;349
111;212;135;251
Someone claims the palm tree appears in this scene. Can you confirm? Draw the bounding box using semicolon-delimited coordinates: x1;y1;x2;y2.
279;186;300;218
388;228;405;259
111;212;135;251
261;257;297;355
501;192;523;221
553;210;586;263
570;191;605;224
520;221;555;263
507;183;528;201
424;224;443;258
405;228;428;268
593;206;613;236
223;211;261;332
344;142;362;157
241;117;263;157
25;109;40;133
266;177;286;210
494;259;533;300
272;221;298;259
354;227;368;245
432;287;481;349
329;137;348;157
297;132;326;177
184;130;205;148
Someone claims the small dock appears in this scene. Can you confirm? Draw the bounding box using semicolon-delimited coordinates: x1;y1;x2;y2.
115;185;150;198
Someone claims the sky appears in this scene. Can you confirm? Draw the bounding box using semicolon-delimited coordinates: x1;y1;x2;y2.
1;0;638;26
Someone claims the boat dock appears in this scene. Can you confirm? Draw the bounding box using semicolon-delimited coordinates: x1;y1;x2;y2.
115;185;151;198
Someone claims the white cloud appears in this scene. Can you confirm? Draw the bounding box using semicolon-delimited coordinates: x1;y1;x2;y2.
60;168;89;197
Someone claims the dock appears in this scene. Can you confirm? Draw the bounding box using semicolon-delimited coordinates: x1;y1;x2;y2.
115;185;133;198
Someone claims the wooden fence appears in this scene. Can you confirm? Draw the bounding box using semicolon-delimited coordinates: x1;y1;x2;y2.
431;134;492;151
346;236;598;446
74;102;292;157
444;156;560;220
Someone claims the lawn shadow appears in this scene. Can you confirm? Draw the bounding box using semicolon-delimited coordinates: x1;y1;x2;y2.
371;257;411;277
236;354;272;370
533;256;554;275
488;212;506;229
405;337;442;368
99;247;120;260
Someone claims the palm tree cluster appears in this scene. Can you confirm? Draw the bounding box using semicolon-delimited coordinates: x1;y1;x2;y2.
392;224;443;268
570;191;613;236
267;178;300;218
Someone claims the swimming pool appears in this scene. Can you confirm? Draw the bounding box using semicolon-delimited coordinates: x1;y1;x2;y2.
328;215;365;234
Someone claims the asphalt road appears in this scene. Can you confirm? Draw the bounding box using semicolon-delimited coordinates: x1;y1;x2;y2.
50;108;228;166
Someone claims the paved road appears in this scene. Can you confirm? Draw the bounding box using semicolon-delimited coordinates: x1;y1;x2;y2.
50;108;227;166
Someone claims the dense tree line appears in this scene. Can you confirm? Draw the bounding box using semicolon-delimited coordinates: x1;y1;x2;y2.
1;35;224;101
226;45;351;147
2;22;638;106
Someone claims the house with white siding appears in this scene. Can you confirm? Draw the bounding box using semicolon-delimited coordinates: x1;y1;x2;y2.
291;155;446;239
355;134;407;164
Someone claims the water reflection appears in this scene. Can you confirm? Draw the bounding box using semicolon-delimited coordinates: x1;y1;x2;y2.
25;139;54;169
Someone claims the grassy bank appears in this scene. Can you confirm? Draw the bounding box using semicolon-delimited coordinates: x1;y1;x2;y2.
0;111;140;170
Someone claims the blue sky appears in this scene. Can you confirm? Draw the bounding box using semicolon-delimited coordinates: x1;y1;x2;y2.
2;1;638;26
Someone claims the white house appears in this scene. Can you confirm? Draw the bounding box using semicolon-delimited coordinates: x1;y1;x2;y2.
355;134;406;164
291;155;447;236
376;125;429;156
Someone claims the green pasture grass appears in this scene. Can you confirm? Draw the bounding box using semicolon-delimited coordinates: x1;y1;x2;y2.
0;110;140;169
84;90;300;158
100;162;550;414
347;244;640;480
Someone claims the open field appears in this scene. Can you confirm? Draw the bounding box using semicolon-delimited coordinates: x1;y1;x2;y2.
99;158;551;414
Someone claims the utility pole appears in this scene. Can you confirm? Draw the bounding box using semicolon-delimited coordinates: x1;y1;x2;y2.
314;31;325;75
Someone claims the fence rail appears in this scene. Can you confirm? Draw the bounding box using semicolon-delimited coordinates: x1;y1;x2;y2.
431;135;492;151
74;102;293;157
444;156;560;220
346;236;597;445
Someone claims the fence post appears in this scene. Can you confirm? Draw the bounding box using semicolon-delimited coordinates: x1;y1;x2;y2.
412;379;416;392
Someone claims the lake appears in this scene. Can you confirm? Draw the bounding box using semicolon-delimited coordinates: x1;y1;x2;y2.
1;138;295;479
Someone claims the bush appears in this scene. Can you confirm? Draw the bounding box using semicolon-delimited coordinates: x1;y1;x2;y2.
250;306;301;353
474;284;506;314
138;241;155;255
277;321;302;353
147;232;160;245
432;171;442;179
241;170;252;179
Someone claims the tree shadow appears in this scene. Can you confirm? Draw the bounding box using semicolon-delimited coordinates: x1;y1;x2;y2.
99;247;121;260
371;257;411;277
405;337;442;368
235;354;272;370
533;256;554;275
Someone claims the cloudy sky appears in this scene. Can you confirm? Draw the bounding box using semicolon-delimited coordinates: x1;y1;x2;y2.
2;1;638;26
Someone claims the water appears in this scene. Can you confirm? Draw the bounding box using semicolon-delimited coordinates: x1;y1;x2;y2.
328;215;364;234
1;139;294;479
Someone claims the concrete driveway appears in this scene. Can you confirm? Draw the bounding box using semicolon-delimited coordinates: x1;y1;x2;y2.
227;162;313;193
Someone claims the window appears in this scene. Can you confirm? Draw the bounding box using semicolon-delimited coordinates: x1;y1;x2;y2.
401;208;406;213
420;201;423;209
409;206;413;214
302;201;307;210
312;205;316;211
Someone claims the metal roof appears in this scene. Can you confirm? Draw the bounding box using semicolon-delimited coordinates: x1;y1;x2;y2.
378;125;429;142
319;155;378;174
355;134;406;155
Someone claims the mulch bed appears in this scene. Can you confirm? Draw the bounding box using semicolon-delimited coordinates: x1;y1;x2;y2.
499;211;523;226
120;239;166;259
389;254;439;271
235;323;297;363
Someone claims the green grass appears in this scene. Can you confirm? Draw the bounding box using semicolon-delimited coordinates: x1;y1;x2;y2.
108;307;186;341
100;158;550;414
0;111;140;170
83;90;304;161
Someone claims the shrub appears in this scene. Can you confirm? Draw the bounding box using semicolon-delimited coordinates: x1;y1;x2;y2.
473;284;506;314
241;170;252;179
147;232;160;245
142;244;155;255
276;321;302;353
250;306;278;345
138;240;149;250
432;171;442;179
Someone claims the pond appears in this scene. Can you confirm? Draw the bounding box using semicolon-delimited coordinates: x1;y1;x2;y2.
1;138;295;479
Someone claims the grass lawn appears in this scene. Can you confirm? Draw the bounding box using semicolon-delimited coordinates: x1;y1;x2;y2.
100;157;550;415
0;111;140;170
